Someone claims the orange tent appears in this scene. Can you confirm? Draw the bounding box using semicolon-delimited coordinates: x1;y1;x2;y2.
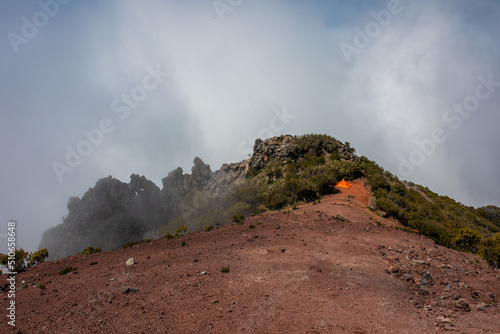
336;179;352;188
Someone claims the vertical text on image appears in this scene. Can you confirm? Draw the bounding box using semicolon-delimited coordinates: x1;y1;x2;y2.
5;220;17;327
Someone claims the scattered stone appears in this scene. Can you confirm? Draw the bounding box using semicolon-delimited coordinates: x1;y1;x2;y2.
422;273;432;281
390;267;399;274
110;278;116;281
200;271;207;275
402;273;414;281
454;298;470;310
420;284;429;294
90;262;98;266
436;316;454;327
476;302;489;311
445;284;451;291
121;286;139;294
411;259;425;265
126;257;135;266
367;198;377;211
274;225;280;229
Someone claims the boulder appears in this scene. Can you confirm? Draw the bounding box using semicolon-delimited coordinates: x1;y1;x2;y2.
454;298;470;310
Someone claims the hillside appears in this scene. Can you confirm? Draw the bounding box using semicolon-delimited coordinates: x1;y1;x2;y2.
2;181;499;333
38;134;500;266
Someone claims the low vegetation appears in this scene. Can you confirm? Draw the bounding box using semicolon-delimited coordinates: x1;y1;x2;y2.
359;153;500;268
58;266;77;275
250;134;500;268
82;246;101;255
0;248;49;272
153;134;499;269
122;242;135;249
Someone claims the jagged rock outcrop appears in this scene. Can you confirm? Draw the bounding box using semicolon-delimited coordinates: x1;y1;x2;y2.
39;135;357;259
39;175;160;259
40;155;251;259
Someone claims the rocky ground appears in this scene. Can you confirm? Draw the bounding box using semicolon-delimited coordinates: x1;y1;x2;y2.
2;180;499;333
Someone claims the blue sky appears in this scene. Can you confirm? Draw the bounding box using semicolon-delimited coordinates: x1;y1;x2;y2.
1;0;499;252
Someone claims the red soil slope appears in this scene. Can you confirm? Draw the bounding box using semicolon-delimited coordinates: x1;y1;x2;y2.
2;180;499;333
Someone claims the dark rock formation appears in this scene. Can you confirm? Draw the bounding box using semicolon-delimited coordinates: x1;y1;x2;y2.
40;156;248;260
39;135;356;260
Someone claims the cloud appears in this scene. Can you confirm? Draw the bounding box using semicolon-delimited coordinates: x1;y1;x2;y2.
0;0;499;252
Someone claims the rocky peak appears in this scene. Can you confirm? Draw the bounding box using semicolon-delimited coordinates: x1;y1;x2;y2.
40;134;357;260
191;157;213;187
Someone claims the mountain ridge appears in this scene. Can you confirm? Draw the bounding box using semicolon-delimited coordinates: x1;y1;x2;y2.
39;134;500;267
6;181;500;333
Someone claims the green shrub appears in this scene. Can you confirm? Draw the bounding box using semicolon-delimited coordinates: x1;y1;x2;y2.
453;228;481;252
311;174;336;195
0;248;29;272
266;188;290;210
248;224;255;229
81;246;101;255
175;225;188;236
26;248;49;267
123;242;135;249
164;233;174;240
58;266;77;275
376;197;399;217
221;266;230;273
370;173;391;192
272;166;283;179
227;202;253;218
285;178;317;202
181;240;186;247
478;233;500;268
145;239;152;243
36;283;46;289
204;226;213;232
409;219;453;247
329;151;340;161
232;214;245;223
246;167;262;179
